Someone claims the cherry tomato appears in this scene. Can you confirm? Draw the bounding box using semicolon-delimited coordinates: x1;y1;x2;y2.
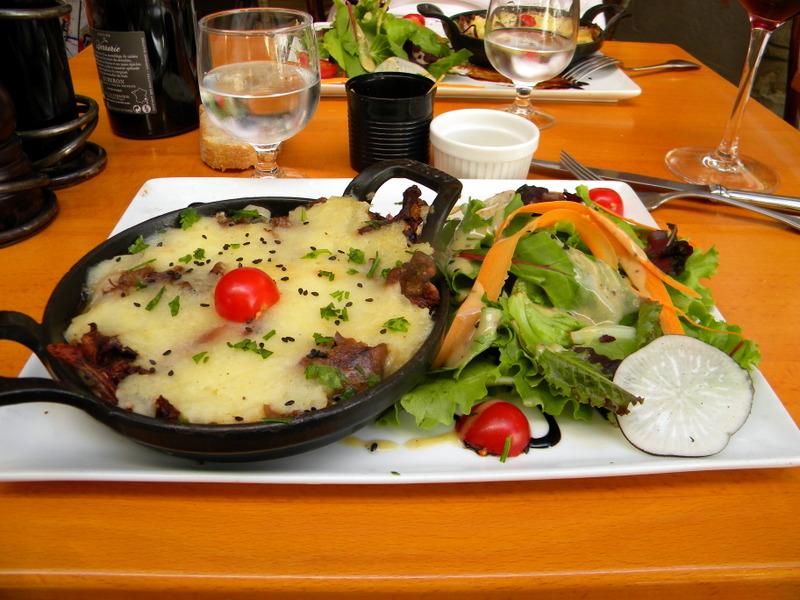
319;59;339;79
214;267;280;322
588;187;624;215
520;14;537;26
456;400;531;458
403;13;425;26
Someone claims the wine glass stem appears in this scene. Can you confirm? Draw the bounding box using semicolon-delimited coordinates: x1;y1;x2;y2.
712;22;775;165
513;86;533;112
252;143;281;178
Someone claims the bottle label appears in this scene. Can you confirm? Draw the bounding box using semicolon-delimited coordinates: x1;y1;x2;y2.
90;28;157;115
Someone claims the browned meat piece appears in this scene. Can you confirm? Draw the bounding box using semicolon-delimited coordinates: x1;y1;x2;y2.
359;185;427;243
46;323;149;404
155;396;182;421
110;264;191;296
385;250;439;310
303;333;388;399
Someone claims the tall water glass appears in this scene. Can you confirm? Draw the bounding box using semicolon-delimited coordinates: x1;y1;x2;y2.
197;8;320;178
665;0;800;192
484;0;579;129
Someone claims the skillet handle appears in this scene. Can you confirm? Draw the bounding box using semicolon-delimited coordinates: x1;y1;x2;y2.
0;310;95;408
343;158;463;245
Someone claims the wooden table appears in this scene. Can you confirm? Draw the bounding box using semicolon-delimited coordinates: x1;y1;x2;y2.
1;42;799;598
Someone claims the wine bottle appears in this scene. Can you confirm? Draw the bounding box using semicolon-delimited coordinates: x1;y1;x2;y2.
84;0;200;139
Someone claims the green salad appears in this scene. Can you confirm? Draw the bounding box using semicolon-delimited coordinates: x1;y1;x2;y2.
320;0;472;78
379;185;761;433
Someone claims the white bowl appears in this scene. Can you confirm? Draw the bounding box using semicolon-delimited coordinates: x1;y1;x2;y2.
429;109;540;179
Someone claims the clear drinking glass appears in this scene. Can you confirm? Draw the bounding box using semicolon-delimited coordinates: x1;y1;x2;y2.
197;8;321;178
665;0;800;192
484;0;580;129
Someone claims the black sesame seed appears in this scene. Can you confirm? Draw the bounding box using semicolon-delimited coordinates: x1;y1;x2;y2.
133;302;141;307
365;298;374;302
149;359;157;365
370;442;378;452
168;370;174;376
311;291;319;296
234;416;244;422
163;350;172;355
285;400;295;406
380;329;387;334
200;303;210;307
252;258;263;264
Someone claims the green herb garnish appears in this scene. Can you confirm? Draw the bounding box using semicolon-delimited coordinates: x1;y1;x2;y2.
128;236;149;254
168;295;181;317
382;317;410;332
179;207;201;229
302;248;333;259
227;338;273;359
347;248;366;264
145;286;166;311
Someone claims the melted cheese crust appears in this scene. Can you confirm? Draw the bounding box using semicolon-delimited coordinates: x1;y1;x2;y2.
66;196;435;424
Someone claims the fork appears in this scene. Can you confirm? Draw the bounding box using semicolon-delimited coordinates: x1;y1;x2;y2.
559;150;800;233
561;55;620;83
561;56;700;84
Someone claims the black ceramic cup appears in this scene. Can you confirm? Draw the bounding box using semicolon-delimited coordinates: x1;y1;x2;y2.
346;72;435;172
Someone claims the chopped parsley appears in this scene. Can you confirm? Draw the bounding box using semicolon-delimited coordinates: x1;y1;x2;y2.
192;351;210;364
305;363;349;389
128;236;150;254
168;295;181;317
302;248;333;259
179;207;201;229
145;286;166;311
228;209;262;221
313;332;335;345
347;248;366;264
227;338;273;359
382;317;410;332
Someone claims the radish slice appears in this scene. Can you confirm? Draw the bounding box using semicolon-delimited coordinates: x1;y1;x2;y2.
613;335;754;457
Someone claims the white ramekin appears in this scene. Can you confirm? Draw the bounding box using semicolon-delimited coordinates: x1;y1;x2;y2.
429;109;540;179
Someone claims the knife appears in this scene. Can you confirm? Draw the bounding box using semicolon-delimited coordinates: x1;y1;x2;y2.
529;158;800;214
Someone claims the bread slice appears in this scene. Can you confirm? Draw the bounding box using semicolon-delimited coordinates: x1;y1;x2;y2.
199;106;257;171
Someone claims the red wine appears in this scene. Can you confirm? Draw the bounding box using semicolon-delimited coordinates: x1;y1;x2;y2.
739;0;800;25
85;0;200;139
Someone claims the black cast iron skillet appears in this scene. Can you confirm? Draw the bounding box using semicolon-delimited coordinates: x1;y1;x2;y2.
417;3;629;69
0;159;463;462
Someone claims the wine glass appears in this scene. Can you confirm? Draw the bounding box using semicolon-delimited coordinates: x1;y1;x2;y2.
665;0;800;192
197;8;321;178
484;0;580;129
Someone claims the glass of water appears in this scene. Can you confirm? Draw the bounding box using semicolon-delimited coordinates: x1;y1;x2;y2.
484;0;580;130
197;8;321;178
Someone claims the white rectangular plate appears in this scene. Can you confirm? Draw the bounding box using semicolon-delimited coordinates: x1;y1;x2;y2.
321;62;642;102
2;177;799;484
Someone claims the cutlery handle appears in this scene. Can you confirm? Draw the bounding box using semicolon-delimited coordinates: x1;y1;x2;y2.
685;191;800;232
719;187;800;214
